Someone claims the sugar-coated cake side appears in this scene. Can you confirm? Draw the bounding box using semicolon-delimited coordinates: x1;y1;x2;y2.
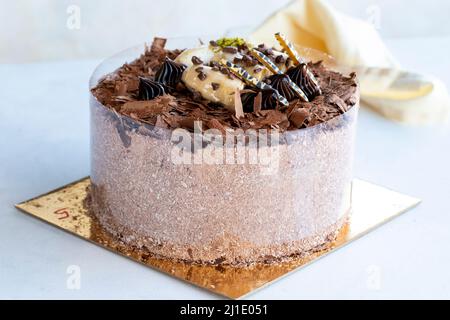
88;37;359;265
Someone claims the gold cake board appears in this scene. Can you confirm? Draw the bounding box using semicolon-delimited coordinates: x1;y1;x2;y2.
15;178;420;299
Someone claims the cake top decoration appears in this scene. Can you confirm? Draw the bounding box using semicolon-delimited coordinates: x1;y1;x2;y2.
275;32;322;97
138;77;166;100
91;34;359;132
220;59;289;107
155;57;187;88
250;48;309;102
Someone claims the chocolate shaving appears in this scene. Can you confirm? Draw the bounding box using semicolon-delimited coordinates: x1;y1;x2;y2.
206;119;227;135
289;108;309;128
121;95;177;119
234;91;245;119
253;92;263;113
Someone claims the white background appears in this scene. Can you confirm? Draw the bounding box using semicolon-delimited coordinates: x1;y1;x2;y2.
1;0;450;299
1;0;450;62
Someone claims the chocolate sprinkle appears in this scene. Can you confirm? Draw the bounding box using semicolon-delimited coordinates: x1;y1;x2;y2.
211;82;220;91
197;72;207;81
192;56;203;65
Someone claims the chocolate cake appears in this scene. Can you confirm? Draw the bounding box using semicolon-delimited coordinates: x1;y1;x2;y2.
88;35;359;265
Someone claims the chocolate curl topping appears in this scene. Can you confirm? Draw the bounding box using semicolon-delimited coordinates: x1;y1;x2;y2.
138;77;166;100
275;32;322;96
155;57;187;88
250;48;309;102
219;59;289;106
286;64;322;100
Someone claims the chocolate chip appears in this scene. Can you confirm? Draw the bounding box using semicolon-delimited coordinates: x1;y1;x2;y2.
211;83;220;90
242;55;255;67
220;67;229;75
237;44;248;53
233;57;242;64
285;57;292;67
209;40;218;47
197;72;207;81
192;56;203;65
195;66;204;72
223;46;238;54
212;66;220;72
209;61;219;68
275;55;285;64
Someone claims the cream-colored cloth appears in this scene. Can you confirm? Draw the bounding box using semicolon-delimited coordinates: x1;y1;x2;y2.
251;0;450;125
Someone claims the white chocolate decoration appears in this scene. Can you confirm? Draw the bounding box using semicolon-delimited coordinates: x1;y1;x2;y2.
175;46;215;67
174;42;294;110
182;66;244;111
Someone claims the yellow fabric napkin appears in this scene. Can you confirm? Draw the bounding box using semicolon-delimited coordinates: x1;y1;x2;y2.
250;0;450;125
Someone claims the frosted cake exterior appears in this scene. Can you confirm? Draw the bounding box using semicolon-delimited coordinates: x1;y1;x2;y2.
88;37;359;265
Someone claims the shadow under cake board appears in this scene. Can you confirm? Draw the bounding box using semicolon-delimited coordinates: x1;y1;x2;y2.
15;178;421;299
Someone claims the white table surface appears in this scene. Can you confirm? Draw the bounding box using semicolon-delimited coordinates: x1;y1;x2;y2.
1;36;450;300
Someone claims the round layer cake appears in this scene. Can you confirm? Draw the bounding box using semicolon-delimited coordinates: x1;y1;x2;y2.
88;37;359;265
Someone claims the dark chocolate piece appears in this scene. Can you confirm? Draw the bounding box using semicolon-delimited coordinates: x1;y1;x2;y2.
266;74;298;102
155;57;187;88
138;77;166;100
286;64;321;100
240;88;278;113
